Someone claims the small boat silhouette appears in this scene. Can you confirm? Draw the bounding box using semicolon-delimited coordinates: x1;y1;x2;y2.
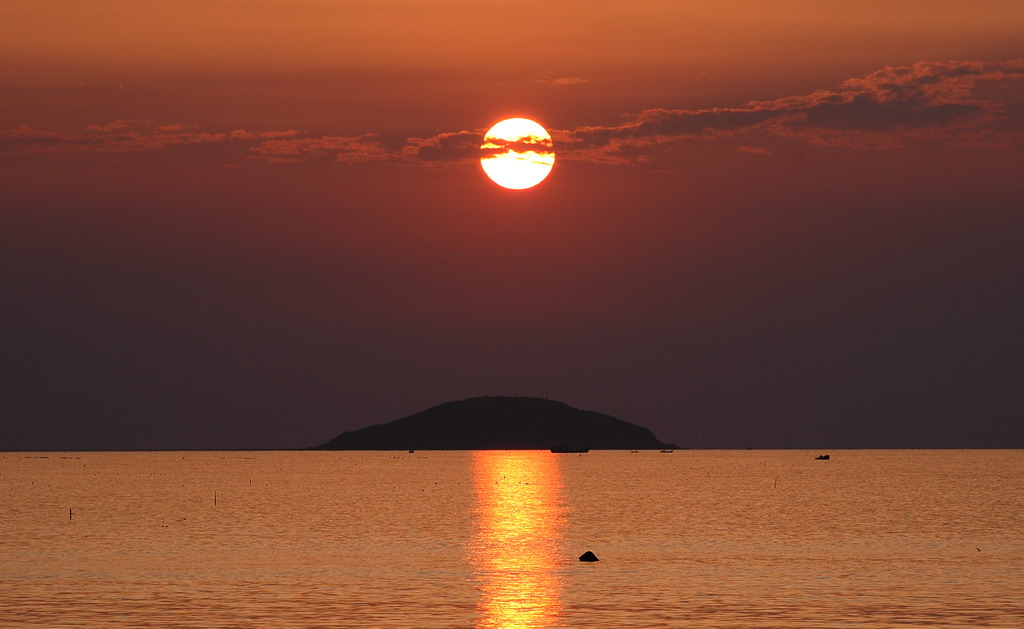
815;454;830;460
551;446;589;453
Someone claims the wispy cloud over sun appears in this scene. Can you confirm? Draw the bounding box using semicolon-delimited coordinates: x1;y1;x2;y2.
3;59;1021;166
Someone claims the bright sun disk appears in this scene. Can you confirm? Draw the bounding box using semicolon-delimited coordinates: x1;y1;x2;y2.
480;118;555;190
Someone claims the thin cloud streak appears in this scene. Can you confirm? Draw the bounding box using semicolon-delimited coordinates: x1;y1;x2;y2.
536;75;590;86
560;58;1024;159
248;134;391;164
400;130;481;163
0;120;301;155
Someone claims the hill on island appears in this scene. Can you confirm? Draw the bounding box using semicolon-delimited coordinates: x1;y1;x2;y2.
314;396;678;450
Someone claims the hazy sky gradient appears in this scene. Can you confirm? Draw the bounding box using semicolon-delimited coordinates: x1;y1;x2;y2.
2;1;1022;449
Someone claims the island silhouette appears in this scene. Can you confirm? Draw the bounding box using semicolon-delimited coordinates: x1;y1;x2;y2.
314;396;678;450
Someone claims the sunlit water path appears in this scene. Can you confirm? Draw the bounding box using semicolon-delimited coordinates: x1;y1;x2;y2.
2;450;1021;627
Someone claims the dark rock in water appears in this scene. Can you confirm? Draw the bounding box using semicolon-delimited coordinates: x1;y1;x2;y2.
579;551;599;562
314;396;678;451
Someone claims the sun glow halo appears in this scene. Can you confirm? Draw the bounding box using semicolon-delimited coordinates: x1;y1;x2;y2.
480;118;555;190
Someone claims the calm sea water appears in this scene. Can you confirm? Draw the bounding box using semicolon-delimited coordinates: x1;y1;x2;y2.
1;450;1021;628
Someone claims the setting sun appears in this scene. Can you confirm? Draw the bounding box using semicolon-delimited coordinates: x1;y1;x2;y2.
480;118;555;190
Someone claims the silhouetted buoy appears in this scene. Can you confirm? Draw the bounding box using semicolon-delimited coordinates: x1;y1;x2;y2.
579;551;599;562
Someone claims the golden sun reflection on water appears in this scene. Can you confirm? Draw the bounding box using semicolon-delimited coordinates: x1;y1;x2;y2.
470;451;566;628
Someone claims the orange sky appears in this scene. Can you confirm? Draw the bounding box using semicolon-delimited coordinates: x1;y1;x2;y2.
2;1;1023;449
3;0;1022;132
